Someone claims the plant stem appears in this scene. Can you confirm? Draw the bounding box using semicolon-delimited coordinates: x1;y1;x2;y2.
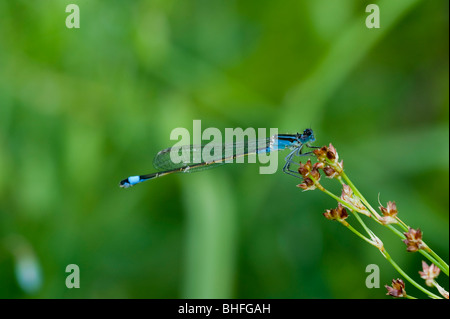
427;248;449;276
382;249;442;299
338;171;449;276
311;177;369;217
309;150;448;298
343;221;375;246
339;173;380;219
350;209;375;239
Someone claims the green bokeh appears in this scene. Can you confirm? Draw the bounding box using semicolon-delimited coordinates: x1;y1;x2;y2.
0;0;448;299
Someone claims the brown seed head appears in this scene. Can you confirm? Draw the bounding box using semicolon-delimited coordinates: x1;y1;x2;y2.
385;279;406;298
378;201;398;225
323;203;349;222
298;160;313;177
403;228;426;252
323;165;337;178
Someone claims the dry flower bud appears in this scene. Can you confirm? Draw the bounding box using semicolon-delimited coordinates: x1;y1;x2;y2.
323;203;349;222
323;165;337;178
340;184;370;216
385;279;406;298
310;167;321;181
378;201;398;225
298;160;312;177
313;146;328;162
297;160;321;191
419;261;440;287
297;177;316;191
403;228;426;252
314;162;324;170
313;144;343;176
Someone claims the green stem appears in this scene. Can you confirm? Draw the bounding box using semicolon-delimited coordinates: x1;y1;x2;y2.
393;219;449;273
427;248;449;276
344;221;376;246
386;224;448;275
312;176;379;244
382;250;442;299
339;173;380;219
395;217;409;231
384;223;404;238
338;171;449;276
315;180;370;218
338;203;440;298
310;162;448;297
350;209;375;239
388;225;448;276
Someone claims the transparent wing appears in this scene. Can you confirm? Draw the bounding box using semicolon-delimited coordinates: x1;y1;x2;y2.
153;137;273;172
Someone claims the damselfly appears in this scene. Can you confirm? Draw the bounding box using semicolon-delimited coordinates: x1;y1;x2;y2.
119;128;316;188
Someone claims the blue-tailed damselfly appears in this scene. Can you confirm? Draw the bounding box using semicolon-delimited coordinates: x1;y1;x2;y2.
119;128;316;188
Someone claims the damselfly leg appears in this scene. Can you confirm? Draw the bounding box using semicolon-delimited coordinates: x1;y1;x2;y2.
281;144;318;179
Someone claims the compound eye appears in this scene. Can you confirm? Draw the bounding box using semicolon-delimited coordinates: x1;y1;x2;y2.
304;129;311;136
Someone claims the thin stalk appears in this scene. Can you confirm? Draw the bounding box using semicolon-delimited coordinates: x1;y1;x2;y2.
382;249;442;299
395;217;409;231
309;176;369;217
338;171;449;276
427;248;449;276
385;224;404;238
350;209;376;240
339;173;380;219
343;221;376;246
341;207;440;298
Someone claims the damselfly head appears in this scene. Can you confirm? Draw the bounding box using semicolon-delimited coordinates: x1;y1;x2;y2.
303;128;312;136
119;178;132;188
301;128;315;143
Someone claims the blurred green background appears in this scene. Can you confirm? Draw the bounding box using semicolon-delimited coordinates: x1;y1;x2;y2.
0;0;448;299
